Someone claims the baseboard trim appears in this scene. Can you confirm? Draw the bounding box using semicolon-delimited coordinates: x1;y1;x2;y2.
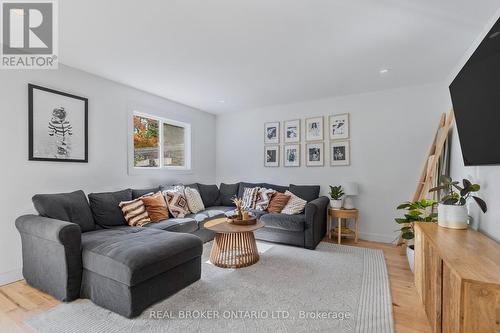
358;232;395;244
0;268;23;286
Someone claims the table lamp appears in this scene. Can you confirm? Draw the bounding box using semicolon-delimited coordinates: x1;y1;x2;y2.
342;182;358;209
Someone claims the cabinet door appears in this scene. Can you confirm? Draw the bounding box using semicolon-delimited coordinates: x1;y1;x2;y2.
423;238;443;333
442;263;461;333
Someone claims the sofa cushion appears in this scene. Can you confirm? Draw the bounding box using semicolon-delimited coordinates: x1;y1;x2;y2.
281;190;307;215
262;183;288;193
260;213;305;232
81;227;202;286
267;192;291;213
255;188;276;211
141;192;169;222
32;190;95;232
118;198;151;227
219;183;240;206
238;182;265;198
242;187;259;209
144;217;198;233
289;184;320;202
163;188;190;218
88;189;132;227
196;184;221;207
184;187;205;214
131;187;160;199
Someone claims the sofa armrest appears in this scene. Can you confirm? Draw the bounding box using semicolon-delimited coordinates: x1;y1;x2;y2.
16;215;81;245
15;215;82;301
304;196;329;249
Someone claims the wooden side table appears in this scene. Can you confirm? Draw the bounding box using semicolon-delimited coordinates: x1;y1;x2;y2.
328;208;359;244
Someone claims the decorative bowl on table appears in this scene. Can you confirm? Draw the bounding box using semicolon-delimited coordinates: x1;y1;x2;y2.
227;213;257;225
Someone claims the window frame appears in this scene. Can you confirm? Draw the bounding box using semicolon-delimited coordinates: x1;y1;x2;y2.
129;110;192;174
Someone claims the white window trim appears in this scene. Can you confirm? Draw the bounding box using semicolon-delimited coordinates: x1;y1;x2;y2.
127;109;192;175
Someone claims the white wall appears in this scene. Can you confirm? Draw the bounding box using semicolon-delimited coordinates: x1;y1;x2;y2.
0;65;216;285
216;83;451;243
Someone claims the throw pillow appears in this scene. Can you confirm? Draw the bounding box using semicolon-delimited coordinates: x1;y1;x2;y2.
88;189;132;227
163;188;190;218
32;190;96;232
219;183;240;206
119;198;151;226
281;190;307;215
255;188;276;211
196;183;221;207
242;187;260;209
141;191;169;222
267;192;291;213
132;187;161;199
184;187;205;214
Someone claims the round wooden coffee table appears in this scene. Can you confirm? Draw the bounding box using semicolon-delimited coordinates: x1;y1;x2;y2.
204;217;265;268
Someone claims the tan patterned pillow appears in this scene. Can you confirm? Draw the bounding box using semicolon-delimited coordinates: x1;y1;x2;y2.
242;187;259;209
119;198;151;226
281;190;307;215
163;189;190;218
184;187;205;214
255;188;276;211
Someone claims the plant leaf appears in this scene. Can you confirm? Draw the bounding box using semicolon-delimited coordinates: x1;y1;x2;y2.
440;175;452;184
395;218;408;224
396;203;411;210
472;196;487;213
401;231;414;240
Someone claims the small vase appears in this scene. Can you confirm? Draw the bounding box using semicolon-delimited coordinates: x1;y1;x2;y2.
437;203;468;229
330;199;343;209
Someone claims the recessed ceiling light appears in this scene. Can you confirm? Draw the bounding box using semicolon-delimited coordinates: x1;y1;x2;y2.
218;100;225;104
489;31;500;39
379;68;390;74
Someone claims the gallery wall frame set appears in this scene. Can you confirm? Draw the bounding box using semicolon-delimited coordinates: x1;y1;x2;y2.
28;84;88;163
265;113;351;167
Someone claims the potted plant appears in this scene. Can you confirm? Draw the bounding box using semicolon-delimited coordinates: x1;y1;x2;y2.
395;199;437;272
429;175;487;229
329;185;344;209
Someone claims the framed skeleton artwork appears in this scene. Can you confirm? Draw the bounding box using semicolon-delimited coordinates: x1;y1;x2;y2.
29;84;88;162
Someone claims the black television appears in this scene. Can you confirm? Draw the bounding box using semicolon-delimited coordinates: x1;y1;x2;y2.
449;16;500;166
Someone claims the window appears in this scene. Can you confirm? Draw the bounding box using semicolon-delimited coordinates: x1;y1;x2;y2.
132;112;191;170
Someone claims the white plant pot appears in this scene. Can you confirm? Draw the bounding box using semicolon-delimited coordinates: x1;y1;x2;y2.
437;203;468;229
330;199;343;209
406;245;414;273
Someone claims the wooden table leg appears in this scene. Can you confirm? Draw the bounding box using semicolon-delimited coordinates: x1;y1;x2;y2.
328;215;331;239
210;232;260;268
355;217;359;243
337;217;342;244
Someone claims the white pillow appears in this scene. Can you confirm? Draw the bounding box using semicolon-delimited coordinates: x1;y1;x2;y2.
184;187;205;214
281;190;307;215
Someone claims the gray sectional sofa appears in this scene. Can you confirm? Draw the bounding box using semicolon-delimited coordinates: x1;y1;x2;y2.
15;182;328;318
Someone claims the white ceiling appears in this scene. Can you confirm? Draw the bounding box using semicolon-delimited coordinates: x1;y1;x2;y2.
59;0;500;114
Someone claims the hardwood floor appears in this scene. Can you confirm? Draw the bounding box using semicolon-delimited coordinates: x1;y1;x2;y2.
0;239;431;333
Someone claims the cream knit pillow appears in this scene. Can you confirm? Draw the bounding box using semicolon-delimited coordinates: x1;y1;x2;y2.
281;190;307;215
184;187;205;214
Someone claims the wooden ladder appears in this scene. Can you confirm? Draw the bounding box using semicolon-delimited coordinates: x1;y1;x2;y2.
412;110;455;201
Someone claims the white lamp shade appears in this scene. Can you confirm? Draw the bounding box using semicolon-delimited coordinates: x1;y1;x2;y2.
342;182;359;196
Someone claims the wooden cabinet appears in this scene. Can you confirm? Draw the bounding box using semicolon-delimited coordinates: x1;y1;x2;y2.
414;223;500;333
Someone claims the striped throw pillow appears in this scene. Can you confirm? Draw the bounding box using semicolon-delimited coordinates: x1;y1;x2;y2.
255;188;276;211
119;198;151;226
281;190;307;215
242;187;259;209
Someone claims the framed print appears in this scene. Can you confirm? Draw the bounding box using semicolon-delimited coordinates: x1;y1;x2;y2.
305;116;324;142
306;142;324;166
264;121;280;144
284;119;300;143
330;140;350;166
29;84;88;162
284;144;300;167
329;113;349;140
264;145;279;167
